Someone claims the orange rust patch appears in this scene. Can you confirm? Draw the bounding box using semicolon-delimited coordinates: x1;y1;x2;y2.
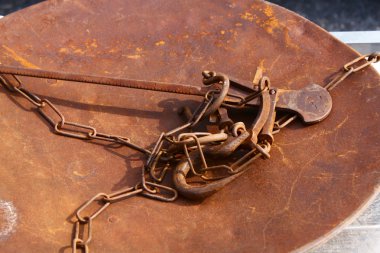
73;48;85;55
240;4;281;35
240;12;254;22
155;40;166;46
126;55;141;59
85;39;98;49
126;47;145;59
59;48;69;53
263;16;280;34
242;3;298;51
262;5;280;34
263;5;274;17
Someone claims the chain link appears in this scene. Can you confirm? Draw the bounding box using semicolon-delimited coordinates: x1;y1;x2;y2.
0;53;377;252
0;75;150;154
273;52;379;135
0;75;168;252
0;72;228;252
72;218;92;253
325;52;379;91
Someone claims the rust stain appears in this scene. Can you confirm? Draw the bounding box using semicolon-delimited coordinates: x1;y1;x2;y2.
337;150;358;158
199;31;211;37
240;12;254;22
240;4;281;36
126;55;141;59
58;39;98;56
125;47;144;59
2;45;39;69
284;29;300;50
262;5;280;34
155;40;166;46
239;3;301;53
263;17;280;34
73;48;86;55
59;48;69;54
263;5;274;17
73;170;87;177
85;39;98;49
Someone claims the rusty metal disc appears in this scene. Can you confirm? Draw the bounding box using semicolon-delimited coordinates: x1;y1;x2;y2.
0;1;379;252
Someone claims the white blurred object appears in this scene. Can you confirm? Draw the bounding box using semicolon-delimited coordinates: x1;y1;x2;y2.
331;31;380;44
374;62;379;74
330;31;380;74
331;31;380;56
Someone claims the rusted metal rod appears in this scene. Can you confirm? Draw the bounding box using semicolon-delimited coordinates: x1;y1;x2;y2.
0;65;208;96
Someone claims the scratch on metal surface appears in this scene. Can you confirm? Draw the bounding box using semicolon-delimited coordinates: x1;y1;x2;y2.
279;116;349;146
126;54;142;59
274;144;292;166
285;151;322;210
2;45;39;69
261;152;322;253
268;54;281;72
0;200;18;241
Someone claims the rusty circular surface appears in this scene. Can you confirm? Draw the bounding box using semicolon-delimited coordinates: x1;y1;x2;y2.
0;1;379;252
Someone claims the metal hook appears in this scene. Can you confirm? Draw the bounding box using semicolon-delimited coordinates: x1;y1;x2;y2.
172;130;251;200
201;71;230;118
173;140;272;200
172;74;275;200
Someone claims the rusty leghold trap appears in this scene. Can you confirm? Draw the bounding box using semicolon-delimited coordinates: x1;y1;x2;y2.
0;1;379;253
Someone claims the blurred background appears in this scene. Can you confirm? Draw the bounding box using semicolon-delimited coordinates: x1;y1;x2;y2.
0;0;379;31
0;0;41;16
270;0;380;31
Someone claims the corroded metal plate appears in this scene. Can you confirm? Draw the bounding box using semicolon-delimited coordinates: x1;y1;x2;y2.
0;1;379;252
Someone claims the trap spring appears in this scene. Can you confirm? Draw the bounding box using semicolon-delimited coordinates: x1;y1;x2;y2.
0;52;378;252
